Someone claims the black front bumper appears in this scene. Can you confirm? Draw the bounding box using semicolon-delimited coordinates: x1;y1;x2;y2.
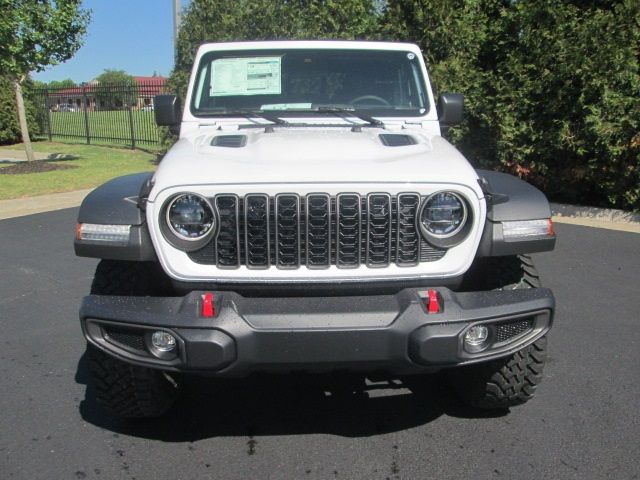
80;287;554;376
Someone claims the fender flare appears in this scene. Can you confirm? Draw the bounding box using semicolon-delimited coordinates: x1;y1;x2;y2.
475;170;556;257
75;172;157;261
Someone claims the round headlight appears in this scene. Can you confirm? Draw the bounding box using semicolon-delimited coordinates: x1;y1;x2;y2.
420;191;467;238
166;193;214;241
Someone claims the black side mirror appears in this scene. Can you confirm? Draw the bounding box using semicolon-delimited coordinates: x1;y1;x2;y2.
154;95;182;126
437;93;464;126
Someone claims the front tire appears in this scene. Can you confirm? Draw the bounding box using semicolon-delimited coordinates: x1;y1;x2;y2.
85;260;179;418
448;255;549;409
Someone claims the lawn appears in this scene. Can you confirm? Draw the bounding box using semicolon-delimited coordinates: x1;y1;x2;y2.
0;142;158;200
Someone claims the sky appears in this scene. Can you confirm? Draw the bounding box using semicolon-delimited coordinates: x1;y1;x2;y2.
32;0;191;83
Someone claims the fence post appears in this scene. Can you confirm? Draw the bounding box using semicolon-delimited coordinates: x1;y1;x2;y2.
128;103;136;150
45;89;52;142
82;85;90;144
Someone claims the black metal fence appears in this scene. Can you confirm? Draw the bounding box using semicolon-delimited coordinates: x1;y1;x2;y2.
31;80;167;149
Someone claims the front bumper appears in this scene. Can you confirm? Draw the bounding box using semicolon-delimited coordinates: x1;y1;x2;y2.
80;287;554;376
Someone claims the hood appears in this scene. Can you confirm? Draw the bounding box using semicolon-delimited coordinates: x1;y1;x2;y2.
151;126;480;195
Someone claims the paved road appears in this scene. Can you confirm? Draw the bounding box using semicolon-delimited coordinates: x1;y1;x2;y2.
1;208;639;480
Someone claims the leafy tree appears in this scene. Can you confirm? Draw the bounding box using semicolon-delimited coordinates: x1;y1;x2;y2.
492;0;640;210
32;78;76;90
94;69;137;108
47;78;76;89
95;69;135;85
382;0;640;211
0;0;89;160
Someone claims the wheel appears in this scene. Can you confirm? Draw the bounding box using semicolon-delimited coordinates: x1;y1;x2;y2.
349;95;391;107
86;260;180;418
447;255;549;409
90;259;173;296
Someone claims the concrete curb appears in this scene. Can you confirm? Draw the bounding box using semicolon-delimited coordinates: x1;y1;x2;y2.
551;203;640;234
0;189;93;221
551;203;640;224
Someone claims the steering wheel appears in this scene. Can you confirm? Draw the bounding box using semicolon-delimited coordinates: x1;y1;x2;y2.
349;95;391;107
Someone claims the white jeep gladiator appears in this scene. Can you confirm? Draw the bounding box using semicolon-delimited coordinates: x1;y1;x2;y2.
75;41;556;418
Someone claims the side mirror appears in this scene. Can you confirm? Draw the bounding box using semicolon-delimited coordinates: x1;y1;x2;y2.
437;93;464;126
154;95;182;126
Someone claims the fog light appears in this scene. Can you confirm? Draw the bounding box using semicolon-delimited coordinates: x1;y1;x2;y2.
151;331;176;352
464;325;490;352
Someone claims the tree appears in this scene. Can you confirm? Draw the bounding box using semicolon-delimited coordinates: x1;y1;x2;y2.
381;0;640;211
47;78;76;89
0;0;89;160
94;69;137;109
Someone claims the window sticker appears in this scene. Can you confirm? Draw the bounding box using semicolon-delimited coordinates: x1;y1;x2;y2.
210;57;282;97
260;103;312;110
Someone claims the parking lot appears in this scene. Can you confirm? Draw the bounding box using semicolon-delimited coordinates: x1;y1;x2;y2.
1;208;639;479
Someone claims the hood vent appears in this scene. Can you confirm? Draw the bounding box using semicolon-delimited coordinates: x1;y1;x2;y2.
379;134;417;147
211;135;247;148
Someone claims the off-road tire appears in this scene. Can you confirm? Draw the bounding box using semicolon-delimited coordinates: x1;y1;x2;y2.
90;260;173;296
448;255;548;409
459;254;541;291
86;260;179;418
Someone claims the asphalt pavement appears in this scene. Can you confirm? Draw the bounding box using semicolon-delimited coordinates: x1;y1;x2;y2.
1;208;639;480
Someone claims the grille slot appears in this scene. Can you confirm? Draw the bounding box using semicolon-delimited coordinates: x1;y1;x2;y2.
275;194;301;268
366;194;392;267
306;194;331;268
495;319;534;343
396;193;421;266
103;327;146;353
245;194;270;268
336;194;362;268
215;195;240;268
188;192;447;269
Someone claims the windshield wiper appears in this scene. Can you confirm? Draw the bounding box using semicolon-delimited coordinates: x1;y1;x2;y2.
210;108;289;126
315;105;384;128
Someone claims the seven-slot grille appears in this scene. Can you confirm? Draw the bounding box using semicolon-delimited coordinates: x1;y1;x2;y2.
188;193;446;269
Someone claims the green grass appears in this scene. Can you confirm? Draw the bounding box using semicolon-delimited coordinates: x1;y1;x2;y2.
0;142;158;200
43;110;162;147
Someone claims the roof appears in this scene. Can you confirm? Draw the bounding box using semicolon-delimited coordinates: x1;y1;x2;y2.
49;76;166;96
195;40;422;55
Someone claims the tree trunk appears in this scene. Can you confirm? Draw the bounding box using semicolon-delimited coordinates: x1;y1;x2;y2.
14;78;35;162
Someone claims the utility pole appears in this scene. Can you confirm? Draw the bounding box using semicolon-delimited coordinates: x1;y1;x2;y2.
173;0;181;62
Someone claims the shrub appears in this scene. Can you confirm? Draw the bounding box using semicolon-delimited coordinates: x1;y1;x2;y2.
382;0;640;211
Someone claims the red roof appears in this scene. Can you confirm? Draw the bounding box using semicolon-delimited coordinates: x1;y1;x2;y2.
133;76;166;84
50;76;166;96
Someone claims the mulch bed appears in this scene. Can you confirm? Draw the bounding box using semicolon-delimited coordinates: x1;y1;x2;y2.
0;161;77;174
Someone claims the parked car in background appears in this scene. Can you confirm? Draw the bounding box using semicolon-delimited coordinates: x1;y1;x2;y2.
57;104;80;112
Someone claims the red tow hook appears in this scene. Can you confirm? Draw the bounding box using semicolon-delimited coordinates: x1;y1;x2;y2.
426;289;440;314
201;292;215;318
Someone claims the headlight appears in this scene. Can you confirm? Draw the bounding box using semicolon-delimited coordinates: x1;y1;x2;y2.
418;191;471;248
161;193;215;250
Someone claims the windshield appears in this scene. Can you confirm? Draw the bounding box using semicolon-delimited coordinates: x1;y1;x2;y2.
190;48;429;118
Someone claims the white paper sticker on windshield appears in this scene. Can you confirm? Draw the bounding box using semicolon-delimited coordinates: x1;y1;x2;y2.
260;103;312;110
210;57;281;97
